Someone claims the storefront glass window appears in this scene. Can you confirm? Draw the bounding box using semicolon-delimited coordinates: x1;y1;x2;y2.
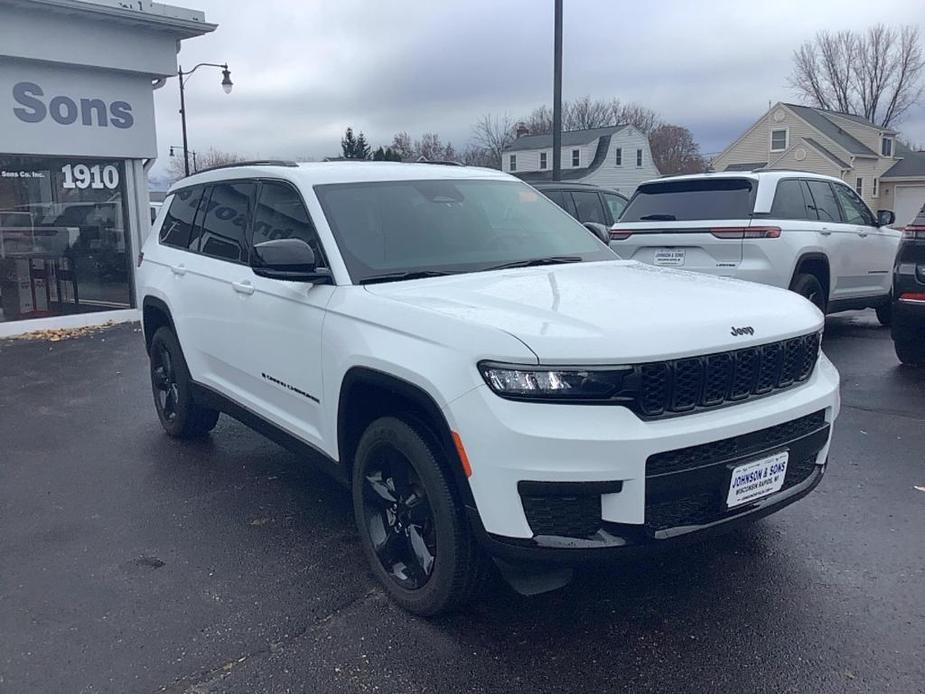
0;155;132;323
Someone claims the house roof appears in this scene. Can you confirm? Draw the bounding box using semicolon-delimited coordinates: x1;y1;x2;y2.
513;134;614;182
882;144;925;179
724;162;766;171
802;137;851;169
783;104;877;156
505;125;628;152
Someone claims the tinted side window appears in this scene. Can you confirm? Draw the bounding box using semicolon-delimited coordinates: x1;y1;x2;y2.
602;192;627;222
832;184;877;226
196;181;255;262
770;180;814;219
252;181;326;265
159;186;204;249
543;190;574;216
571;191;607;224
804;181;842;223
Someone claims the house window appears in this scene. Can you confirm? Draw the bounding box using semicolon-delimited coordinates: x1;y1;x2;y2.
571;149;580;167
539;152;547;169
615;147;622;166
881;137;893;157
636;149;643;167
509;154;516;171
872;177;879;197
771;129;788;151
855;177;863;196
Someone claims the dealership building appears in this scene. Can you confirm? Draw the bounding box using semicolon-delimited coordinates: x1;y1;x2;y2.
0;0;214;336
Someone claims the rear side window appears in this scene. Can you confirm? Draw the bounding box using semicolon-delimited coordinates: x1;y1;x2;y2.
571;191;607;224
804;181;842;223
542;190;575;217
770;180;815;219
621;178;755;222
832;183;876;226
252;181;327;266
159;186;204;248
602;192;627;221
197;181;255;263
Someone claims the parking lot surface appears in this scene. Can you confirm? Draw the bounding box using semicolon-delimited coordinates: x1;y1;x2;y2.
1;313;923;694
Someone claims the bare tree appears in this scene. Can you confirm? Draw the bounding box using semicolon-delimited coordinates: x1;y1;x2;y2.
414;132;457;162
649;124;708;175
514;97;662;135
389;131;415;160
166;146;245;181
471;113;515;169
790;24;923;127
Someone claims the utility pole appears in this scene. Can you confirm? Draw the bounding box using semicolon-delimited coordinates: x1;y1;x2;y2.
552;0;563;181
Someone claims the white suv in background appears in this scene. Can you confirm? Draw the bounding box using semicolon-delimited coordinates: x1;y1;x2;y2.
610;171;902;324
138;161;840;615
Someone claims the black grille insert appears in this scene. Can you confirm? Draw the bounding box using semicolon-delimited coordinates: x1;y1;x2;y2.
634;333;821;418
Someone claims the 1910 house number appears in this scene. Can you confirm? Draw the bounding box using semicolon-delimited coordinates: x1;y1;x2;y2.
61;163;119;190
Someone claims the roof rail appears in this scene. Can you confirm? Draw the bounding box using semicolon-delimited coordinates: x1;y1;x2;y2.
191;159;299;175
411;160;463;166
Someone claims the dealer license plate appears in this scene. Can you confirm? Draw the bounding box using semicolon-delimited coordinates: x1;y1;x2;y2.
654;248;685;266
726;451;789;508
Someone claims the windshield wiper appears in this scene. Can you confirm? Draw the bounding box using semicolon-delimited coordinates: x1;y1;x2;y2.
359;270;453;285
639;214;677;221
481;256;584;272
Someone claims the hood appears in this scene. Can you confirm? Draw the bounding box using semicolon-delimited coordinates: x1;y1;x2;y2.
365;261;823;364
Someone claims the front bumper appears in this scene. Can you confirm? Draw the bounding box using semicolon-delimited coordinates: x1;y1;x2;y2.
446;352;840;557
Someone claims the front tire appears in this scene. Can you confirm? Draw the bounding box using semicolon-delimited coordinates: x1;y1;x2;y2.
894;322;925;365
149;327;219;438
790;273;827;313
351;416;486;616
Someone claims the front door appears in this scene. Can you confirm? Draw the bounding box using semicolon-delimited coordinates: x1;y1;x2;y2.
803;179;861;301
230;179;335;449
832;182;896;297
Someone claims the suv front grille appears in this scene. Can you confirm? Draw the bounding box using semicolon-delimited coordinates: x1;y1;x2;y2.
632;333;820;418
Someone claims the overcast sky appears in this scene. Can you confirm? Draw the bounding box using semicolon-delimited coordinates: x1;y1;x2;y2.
151;0;925;180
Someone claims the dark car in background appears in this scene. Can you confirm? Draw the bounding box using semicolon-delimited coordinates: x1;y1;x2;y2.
892;203;925;365
532;182;628;226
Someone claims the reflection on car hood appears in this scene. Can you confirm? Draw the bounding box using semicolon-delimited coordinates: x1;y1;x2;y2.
364;260;823;364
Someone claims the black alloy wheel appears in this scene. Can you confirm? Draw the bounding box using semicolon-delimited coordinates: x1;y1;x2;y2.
361;445;437;589
151;339;180;424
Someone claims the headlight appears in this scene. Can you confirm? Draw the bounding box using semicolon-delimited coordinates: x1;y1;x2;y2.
478;362;632;401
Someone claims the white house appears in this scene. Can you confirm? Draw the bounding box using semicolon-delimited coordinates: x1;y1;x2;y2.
712;102;925;226
502;125;659;194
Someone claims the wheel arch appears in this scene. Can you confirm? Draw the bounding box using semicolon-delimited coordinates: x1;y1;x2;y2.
141;296;176;354
337;367;476;508
790;253;832;300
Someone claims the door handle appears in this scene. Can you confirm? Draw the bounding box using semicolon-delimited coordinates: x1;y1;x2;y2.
170;263;186;276
819;228;832;236
232;280;255;295
858;231;869;238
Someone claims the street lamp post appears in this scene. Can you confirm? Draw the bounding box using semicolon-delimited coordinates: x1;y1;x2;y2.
552;0;563;182
177;62;233;177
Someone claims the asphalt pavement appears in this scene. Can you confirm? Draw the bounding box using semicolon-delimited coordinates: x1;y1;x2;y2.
0;312;922;694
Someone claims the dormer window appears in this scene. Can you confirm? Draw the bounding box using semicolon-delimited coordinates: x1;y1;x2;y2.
881;137;893;157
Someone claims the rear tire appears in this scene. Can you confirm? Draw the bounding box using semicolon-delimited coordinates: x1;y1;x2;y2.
149;327;220;438
875;300;892;327
351;416;487;616
790;273;827;313
894;323;925;365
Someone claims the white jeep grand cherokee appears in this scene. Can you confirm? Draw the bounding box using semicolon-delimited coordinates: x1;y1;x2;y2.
139;161;840;615
611;171;901;323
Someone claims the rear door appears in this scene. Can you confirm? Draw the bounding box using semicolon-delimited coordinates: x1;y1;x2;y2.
611;178;755;274
541;189;577;220
570;190;608;225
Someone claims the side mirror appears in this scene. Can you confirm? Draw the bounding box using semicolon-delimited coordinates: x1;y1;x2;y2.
877;209;896;227
583;222;610;244
251;238;333;283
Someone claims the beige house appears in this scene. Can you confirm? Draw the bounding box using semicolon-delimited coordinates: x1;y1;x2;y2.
712;102;925;226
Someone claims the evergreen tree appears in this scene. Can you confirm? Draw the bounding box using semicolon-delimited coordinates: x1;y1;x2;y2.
355;131;371;160
372;146;386;161
341;127;358;158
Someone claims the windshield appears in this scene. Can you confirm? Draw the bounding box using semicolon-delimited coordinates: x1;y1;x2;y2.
313;179;614;283
621;178;756;222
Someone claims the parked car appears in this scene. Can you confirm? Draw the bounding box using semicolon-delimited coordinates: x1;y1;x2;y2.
609;171;901;323
892;202;925;364
532;182;628;227
138;161;840;615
